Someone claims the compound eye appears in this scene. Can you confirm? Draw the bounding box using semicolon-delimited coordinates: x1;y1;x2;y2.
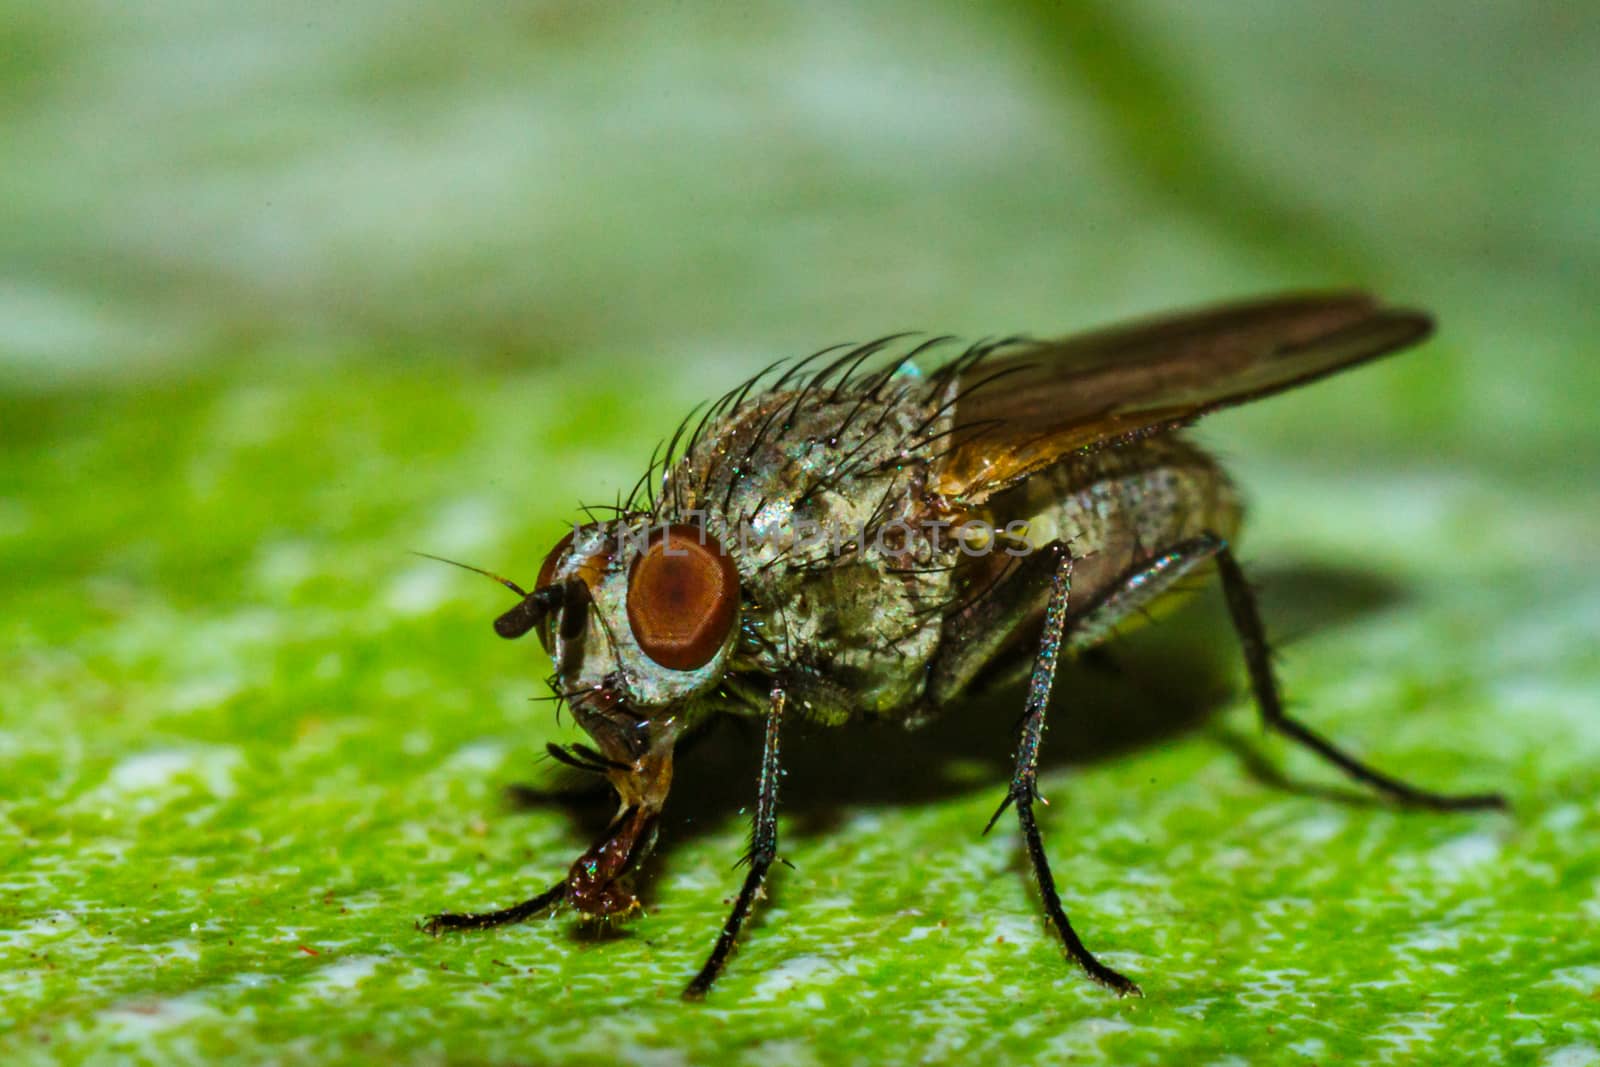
626;525;739;671
536;530;576;592
531;531;576;650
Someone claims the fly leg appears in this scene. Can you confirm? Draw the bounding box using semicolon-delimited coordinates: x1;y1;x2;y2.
423;798;663;933
1212;542;1506;811
421;880;566;934
989;544;1143;997
930;528;1225;702
683;683;787;999
985;535;1228;994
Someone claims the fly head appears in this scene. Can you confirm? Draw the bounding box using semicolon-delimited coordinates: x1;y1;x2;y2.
495;517;746;917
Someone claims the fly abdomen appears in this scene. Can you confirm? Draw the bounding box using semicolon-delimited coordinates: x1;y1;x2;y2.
996;435;1240;619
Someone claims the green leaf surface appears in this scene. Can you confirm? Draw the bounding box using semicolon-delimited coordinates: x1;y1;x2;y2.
3;3;1598;1064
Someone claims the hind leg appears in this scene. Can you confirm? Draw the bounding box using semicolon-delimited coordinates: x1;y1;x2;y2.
1211;541;1505;811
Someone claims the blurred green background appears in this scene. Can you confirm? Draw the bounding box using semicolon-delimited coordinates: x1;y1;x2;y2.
3;3;1598;1064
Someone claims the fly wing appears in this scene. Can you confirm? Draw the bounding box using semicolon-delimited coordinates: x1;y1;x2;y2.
932;291;1433;501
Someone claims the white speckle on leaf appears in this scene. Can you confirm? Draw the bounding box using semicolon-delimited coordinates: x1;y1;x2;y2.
304;955;383;994
738;1038;820;1067
1235;969;1317;1012
100;995;216;1036
424;496;504;554
1583;880;1600;921
1291;811;1347;845
843;812;884;834
168;675;243;713
1541;965;1600;993
984;914;1042;947
445;740;506;773
749;955;840;999
1043;1017;1134;1058
1539;804;1585;833
160;939;201;962
252;538;316;589
102;747;242;800
384;563;456;615
123;752;204;793
402;730;434;756
1426;830;1503;881
1371;1012;1445;1060
1395;924;1464;954
612;1046;690;1067
1544;1046;1600;1067
0;910;82;951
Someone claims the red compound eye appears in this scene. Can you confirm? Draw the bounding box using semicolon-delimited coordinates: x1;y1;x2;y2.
625;525;739;671
536;530;575;592
530;530;581;652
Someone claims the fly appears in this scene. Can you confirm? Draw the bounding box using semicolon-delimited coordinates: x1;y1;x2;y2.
419;291;1505;998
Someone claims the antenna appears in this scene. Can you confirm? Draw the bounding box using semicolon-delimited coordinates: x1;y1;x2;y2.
410;551;529;598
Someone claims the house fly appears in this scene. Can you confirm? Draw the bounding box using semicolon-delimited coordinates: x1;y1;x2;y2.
420;292;1505;998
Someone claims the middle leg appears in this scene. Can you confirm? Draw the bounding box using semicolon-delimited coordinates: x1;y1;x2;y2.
985;535;1228;995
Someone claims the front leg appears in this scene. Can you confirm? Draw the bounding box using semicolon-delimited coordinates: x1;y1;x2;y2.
423;793;662;934
422;881;566;934
683;682;787;999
